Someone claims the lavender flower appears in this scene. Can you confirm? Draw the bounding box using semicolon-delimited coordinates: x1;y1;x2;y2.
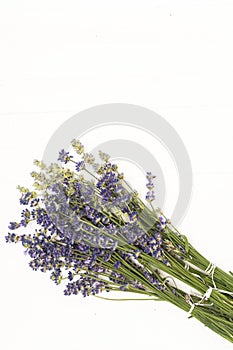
98;150;110;163
145;172;156;203
82;152;95;165
71;139;84;155
75;161;85;172
58;149;73;164
8;222;20;230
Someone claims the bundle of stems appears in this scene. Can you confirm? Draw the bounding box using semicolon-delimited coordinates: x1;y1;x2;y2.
5;140;233;343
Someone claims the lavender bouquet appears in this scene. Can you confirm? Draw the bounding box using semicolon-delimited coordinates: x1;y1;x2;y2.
6;140;233;343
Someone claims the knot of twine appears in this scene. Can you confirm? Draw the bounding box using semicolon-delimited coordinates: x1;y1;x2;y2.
187;297;213;318
188;263;233;317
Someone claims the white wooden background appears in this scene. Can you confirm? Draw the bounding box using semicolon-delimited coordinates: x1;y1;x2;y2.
0;1;233;349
